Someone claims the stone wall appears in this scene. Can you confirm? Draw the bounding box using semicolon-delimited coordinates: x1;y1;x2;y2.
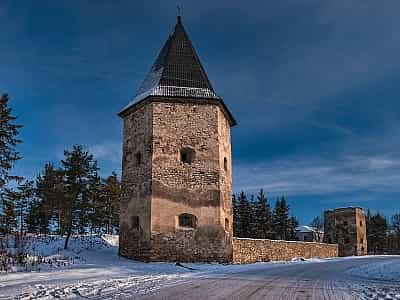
119;103;153;259
119;97;234;262
232;238;338;264
146;227;232;263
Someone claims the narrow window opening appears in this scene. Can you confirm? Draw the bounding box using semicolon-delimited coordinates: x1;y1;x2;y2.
131;216;140;230
178;213;197;228
360;221;363;227
135;152;142;165
223;157;228;171
343;220;348;226
180;147;195;164
225;218;229;230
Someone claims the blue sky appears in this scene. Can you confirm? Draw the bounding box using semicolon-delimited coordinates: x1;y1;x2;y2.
1;1;399;224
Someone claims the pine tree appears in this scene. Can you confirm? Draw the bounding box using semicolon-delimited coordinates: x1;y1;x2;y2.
392;213;400;235
1;195;17;234
232;194;239;237
14;180;34;235
103;172;120;234
367;212;388;254
88;174;105;234
0;94;22;234
62;145;98;249
248;194;258;238
273;197;290;240
254;189;272;239
288;216;299;241
26;199;43;234
390;213;400;251
34;163;64;234
236;191;252;238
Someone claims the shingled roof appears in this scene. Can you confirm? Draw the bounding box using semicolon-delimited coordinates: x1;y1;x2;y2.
119;16;236;126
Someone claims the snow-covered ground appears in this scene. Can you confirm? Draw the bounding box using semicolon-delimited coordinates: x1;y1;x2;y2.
346;256;400;282
0;235;399;299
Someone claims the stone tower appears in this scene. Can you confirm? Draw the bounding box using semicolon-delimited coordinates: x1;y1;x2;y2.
118;17;236;262
323;207;368;256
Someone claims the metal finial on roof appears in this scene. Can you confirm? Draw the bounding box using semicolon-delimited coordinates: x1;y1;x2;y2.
177;5;182;23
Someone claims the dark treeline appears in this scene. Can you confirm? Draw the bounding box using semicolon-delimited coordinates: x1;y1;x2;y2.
366;210;400;254
0;94;120;249
233;189;298;240
8;147;121;250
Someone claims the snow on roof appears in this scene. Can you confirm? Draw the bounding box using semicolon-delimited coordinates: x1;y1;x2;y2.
296;225;322;233
120;16;220;115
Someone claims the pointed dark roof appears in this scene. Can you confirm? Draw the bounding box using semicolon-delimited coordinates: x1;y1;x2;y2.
119;16;236;126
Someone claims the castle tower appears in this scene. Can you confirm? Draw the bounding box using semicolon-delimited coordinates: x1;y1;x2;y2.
324;207;368;256
118;17;236;262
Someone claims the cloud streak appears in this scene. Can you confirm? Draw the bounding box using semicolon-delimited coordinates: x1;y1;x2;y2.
234;154;400;197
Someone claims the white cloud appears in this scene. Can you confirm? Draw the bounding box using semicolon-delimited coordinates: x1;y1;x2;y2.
89;141;121;163
233;154;400;196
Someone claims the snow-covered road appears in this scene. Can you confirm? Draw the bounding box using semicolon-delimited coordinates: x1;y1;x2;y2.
1;236;399;299
141;256;400;300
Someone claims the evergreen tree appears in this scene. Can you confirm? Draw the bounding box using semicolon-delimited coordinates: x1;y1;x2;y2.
248;194;258;237
14;180;34;235
26;200;40;233
288;216;299;241
1;195;17;234
253;189;272;239
232;194;239;237
367;212;388;254
392;213;400;235
88;174;105;234
103;172;120;234
390;213;400;251
236;191;252;238
273;197;290;240
35;163;64;235
62;145;98;249
0;94;22;234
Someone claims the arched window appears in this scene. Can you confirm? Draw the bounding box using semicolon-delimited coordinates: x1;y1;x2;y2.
178;213;197;228
225;218;229;230
180;147;195;164
223;157;228;171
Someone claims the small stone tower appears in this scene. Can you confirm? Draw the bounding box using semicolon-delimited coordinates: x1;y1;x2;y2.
324;207;368;256
118;17;236;262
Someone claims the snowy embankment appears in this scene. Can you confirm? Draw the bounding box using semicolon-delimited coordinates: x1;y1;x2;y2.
346;256;400;282
0;235;194;299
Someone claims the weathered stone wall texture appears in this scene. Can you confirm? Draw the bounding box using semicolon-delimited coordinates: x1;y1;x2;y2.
232;238;338;264
119;98;233;262
119;104;153;259
323;207;367;257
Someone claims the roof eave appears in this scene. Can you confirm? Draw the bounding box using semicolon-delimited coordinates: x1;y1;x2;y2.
118;95;237;127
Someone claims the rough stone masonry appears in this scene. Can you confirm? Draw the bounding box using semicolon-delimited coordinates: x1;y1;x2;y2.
233;238;339;264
